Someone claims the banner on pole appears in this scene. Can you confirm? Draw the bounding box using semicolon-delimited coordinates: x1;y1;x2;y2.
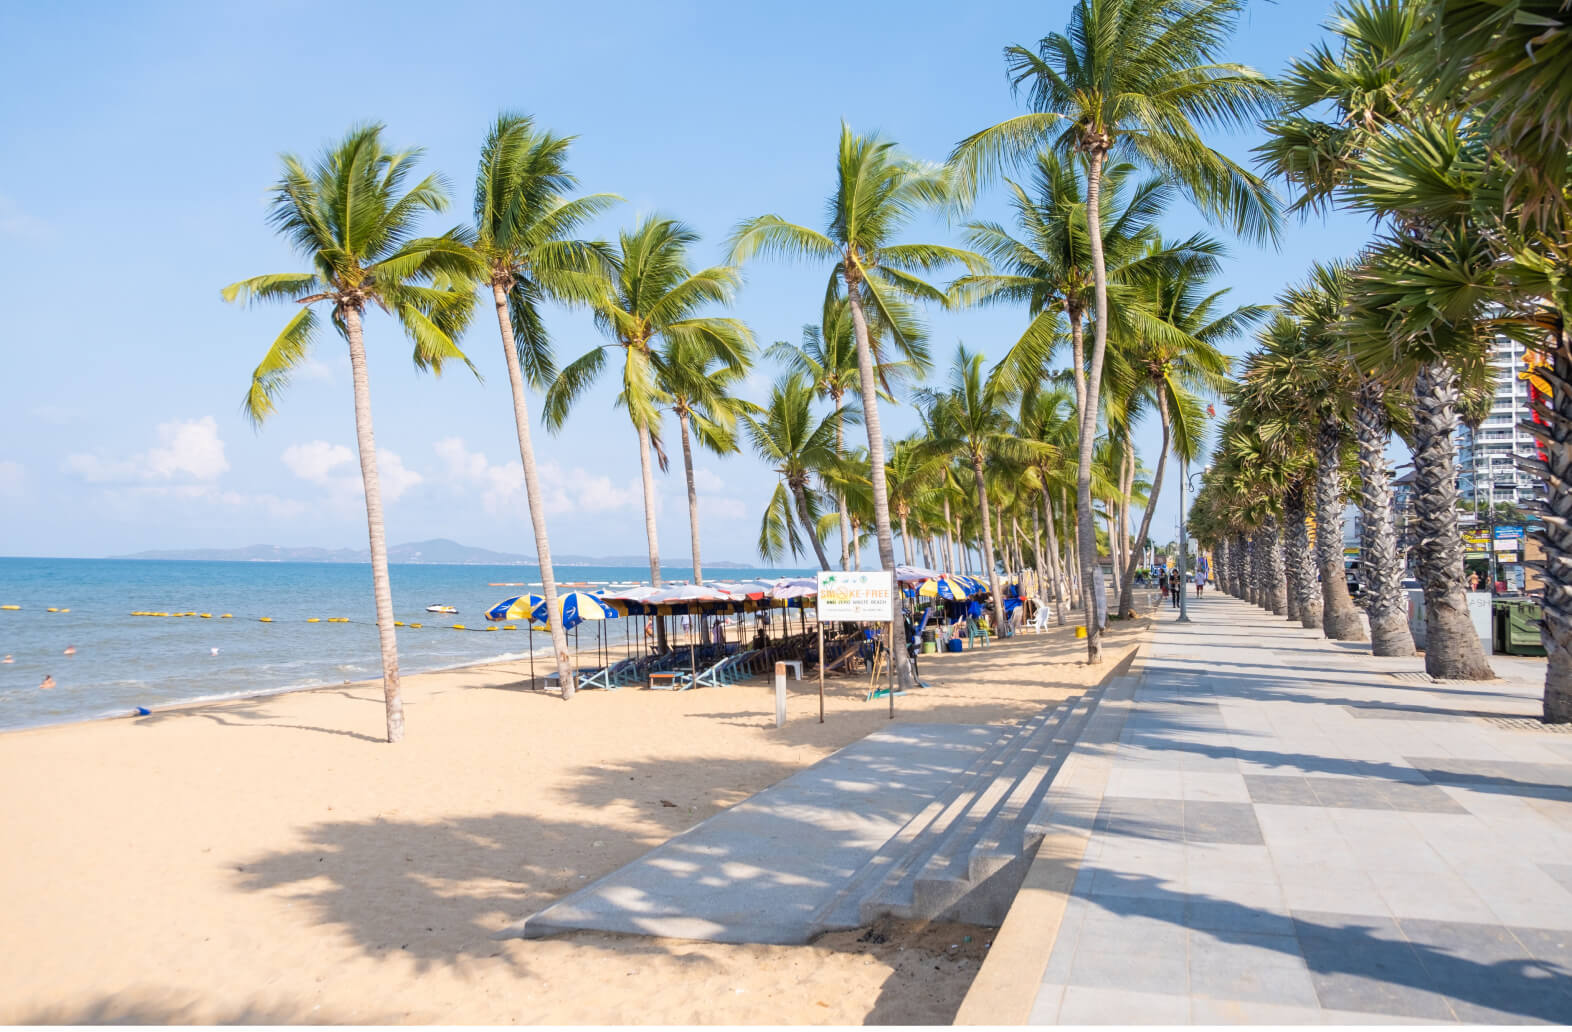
816;571;895;622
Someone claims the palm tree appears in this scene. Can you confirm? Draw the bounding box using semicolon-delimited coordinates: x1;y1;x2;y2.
1016;386;1078;623
730;125;981;687
660;336;758;583
224;124;476;743
921;347;1055;631
767;299;915;569
545;216;752;589
747;375;845;570
468;113;620;699
952;0;1281;661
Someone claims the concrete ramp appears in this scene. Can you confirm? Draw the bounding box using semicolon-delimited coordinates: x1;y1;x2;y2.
496;724;1004;945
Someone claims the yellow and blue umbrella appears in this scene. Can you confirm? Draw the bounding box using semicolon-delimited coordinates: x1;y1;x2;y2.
916;575;969;601
550;590;619;630
486;594;545;623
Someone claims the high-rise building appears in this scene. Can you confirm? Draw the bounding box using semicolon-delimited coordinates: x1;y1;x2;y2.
1456;335;1542;507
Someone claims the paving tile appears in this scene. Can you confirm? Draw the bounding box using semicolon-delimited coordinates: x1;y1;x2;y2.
1541;864;1572;897
1026;982;1065;1024
1103;767;1183;800
1182;770;1253;802
1086;868;1178;899
1067;946;1189;995
1188;930;1318;1005
1245;774;1320;805
1189;998;1326;1024
1367;870;1500;924
1512;925;1572;971
1054;985;1191;1024
1184;801;1265;845
1185;897;1296;935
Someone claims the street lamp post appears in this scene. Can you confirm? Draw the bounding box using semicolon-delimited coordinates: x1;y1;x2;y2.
1178;462;1207;623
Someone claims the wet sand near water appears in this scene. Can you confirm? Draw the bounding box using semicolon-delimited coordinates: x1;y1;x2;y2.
0;613;1150;1025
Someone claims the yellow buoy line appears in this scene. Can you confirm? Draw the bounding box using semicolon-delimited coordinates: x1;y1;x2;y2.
7;604;524;633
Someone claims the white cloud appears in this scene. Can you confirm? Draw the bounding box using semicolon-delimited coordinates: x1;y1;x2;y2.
691;466;747;520
0;459;24;498
283;440;419;502
435;436;641;516
281;441;354;485
65;417;229;483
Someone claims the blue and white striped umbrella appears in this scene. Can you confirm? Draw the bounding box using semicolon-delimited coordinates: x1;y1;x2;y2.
549;590;619;631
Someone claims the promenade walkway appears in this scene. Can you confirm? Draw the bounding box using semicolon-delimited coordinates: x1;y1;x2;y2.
1016;591;1572;1024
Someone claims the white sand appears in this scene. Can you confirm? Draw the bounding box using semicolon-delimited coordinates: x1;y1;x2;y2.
0;616;1149;1025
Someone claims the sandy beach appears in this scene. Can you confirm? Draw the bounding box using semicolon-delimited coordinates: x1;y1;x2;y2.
0;614;1149;1025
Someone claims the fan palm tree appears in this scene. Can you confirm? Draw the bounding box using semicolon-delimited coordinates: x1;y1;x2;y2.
545;216;753;589
729;125;982;687
468;113;620;699
661;337;758;584
224;124;477;743
951;0;1281;661
747;375;845;570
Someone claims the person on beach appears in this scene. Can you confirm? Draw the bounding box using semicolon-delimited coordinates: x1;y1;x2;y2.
39;674;55;690
1194;566;1206;597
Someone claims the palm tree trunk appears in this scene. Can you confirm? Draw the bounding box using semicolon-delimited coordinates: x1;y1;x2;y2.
942;494;955;573
1266;518;1288;615
971;455;1008;632
1283;535;1301;622
794;482;833;571
1412;361;1494;679
342;306;403;743
1286;483;1321;629
1076;148;1111;662
1121;395;1171;617
1315;416;1368;641
1040;486;1069;625
1519;328;1572;721
678;412;704;584
635;420;663;588
834;404;850;571
844;270;910;690
1240;531;1255;608
900;513;913;566
490;283;576;698
1354;380;1415;657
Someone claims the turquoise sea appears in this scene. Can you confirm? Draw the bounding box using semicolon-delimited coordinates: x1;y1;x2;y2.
0;557;811;732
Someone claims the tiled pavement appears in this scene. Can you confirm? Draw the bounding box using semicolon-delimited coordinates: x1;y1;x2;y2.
1027;592;1572;1024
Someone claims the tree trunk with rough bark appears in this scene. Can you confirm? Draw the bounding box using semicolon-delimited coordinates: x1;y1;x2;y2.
1266;518;1287;615
343;306;404;742
972;455;1008;633
491;283;576;698
1286;483;1321;630
1240;532;1254;608
1041;487;1068;625
1121;394;1170;617
834;401;850;571
1284;533;1301;623
1315;417;1368;641
1354;380;1416;656
795;482;832;571
678;413;704;585
1412;362;1495;679
1518;327;1572;721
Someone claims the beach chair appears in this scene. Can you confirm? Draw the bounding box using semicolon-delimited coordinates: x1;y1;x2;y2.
578;657;636;690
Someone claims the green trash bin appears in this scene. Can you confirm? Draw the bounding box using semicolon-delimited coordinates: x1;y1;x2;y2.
1501;599;1547;656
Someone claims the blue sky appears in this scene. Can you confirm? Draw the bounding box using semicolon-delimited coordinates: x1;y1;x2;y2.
0;0;1375;565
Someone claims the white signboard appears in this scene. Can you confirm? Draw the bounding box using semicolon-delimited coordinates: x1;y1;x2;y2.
817;570;896;622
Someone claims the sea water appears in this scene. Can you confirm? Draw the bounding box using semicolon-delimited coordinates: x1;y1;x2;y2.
0;557;811;731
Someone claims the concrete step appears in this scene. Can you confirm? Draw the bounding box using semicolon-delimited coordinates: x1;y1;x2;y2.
806;718;1028;933
860;702;1077;922
906;697;1087;918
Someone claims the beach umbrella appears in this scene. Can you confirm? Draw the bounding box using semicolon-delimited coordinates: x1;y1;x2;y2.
486;593;547;685
916;575;969;601
538;590;619;677
894;564;942;585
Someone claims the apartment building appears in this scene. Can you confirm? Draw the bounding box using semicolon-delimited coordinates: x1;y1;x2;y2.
1456;335;1542;507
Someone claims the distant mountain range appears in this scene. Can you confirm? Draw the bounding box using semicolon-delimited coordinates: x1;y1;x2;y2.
114;538;763;568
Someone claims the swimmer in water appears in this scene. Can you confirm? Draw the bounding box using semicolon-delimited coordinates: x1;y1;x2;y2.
210;647;220;656
40;675;56;690
1;654;12;664
63;645;76;656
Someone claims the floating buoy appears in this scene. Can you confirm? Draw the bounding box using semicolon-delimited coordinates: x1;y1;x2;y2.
47;607;59;612
259;617;273;623
451;624;466;630
307;618;321;623
394;621;405;627
484;626;497;631
0;605;20;611
60;608;70;613
200;613;211;619
502;625;516;631
410;622;423;629
220;614;232;619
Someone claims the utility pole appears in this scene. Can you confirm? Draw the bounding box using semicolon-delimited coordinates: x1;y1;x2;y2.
1178;456;1192;623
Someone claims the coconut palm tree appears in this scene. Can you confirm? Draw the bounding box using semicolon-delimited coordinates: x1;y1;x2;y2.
468;113;620;699
767;299;916;569
729;125;982;688
545;216;753;589
1105;249;1258;616
747;374;846;570
224;124;477;743
951;0;1281;661
660;338;758;585
1016;386;1078;623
